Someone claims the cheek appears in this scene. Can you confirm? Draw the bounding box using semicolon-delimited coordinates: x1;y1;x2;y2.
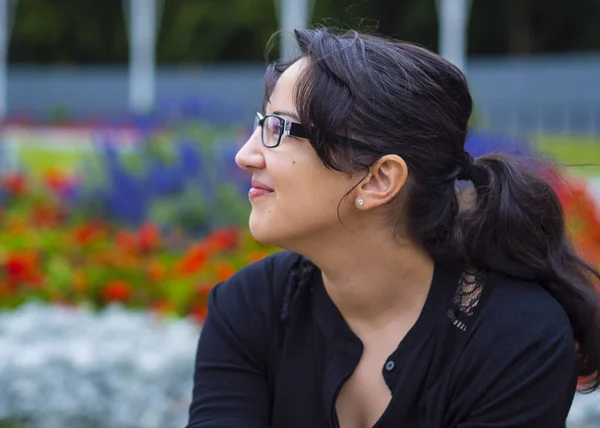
253;175;335;231
277;158;342;213
249;163;353;247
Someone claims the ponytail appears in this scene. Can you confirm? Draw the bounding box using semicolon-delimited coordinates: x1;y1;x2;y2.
455;154;600;392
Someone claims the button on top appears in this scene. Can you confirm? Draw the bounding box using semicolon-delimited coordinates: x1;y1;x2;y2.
385;360;395;371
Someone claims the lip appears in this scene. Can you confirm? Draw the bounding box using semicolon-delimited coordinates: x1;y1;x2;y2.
251;178;274;192
249;178;274;200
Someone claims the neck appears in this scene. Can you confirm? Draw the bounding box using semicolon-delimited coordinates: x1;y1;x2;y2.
299;229;435;328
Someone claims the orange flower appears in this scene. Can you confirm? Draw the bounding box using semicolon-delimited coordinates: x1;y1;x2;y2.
190;306;208;324
214;260;236;282
0;282;12;298
176;243;209;276
194;283;213;307
102;280;132;302
116;252;139;269
147;260;166;281
5;218;26;235
248;250;270;264
72;271;88;292
95;252;114;267
116;230;138;252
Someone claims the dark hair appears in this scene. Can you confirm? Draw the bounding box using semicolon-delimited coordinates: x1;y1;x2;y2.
264;27;600;392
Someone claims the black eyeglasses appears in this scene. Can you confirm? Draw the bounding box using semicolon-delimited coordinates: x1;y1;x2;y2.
254;112;309;148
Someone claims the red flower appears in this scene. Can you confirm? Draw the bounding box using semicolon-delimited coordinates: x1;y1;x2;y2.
3;251;43;289
554;175;600;271
72;222;106;245
206;227;239;252
41;167;74;195
102;280;132;302
5;251;37;278
1;172;27;196
151;300;173;314
138;222;161;252
190;306;208;324
116;230;138;252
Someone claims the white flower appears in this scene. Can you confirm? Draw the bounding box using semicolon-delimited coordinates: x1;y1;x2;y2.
0;302;200;428
0;302;597;427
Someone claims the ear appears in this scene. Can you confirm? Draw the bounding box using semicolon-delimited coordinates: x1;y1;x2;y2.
355;155;408;209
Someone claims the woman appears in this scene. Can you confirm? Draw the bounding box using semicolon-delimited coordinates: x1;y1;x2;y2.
186;28;600;428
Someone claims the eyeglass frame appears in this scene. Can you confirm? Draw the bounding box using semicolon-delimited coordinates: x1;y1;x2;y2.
254;112;309;148
253;111;374;150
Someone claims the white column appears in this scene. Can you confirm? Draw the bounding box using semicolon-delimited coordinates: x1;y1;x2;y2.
278;0;311;61
128;0;157;114
437;0;472;72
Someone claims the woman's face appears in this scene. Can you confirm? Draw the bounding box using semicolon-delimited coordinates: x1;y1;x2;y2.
235;58;358;250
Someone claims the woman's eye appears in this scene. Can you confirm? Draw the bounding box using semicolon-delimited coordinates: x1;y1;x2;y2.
270;122;281;135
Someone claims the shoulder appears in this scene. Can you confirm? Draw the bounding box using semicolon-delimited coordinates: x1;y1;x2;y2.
209;250;304;320
479;270;573;337
446;271;580;425
446;267;572;340
201;251;304;365
455;269;577;379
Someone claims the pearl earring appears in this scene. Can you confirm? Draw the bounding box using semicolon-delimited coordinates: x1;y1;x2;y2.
357;199;364;206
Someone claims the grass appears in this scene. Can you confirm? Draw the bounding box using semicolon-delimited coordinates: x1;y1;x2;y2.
533;135;600;175
15;146;139;180
18;148;89;176
9;131;600;177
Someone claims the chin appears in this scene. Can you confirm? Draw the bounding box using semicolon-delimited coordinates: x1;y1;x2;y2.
248;213;300;251
249;214;281;247
248;206;330;254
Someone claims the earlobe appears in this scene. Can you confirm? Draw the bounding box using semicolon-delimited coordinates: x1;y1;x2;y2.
356;155;408;209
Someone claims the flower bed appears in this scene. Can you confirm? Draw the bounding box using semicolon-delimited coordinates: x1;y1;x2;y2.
0;147;598;321
0;303;198;428
0;127;599;427
0;170;275;321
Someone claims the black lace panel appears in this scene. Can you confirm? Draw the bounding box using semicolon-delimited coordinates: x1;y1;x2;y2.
447;266;487;332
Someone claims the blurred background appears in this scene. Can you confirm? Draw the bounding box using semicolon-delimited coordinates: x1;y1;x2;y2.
0;0;599;427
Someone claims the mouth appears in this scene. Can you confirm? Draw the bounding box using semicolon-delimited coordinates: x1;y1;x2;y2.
249;179;274;200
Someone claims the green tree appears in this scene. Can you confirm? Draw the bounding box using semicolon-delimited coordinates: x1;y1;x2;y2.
7;0;600;64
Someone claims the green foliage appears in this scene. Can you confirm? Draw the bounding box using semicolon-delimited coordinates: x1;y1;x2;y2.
8;0;600;64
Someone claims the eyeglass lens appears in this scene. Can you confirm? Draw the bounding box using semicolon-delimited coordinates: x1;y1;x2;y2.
262;116;283;147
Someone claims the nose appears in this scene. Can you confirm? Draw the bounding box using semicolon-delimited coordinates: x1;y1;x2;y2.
235;127;266;172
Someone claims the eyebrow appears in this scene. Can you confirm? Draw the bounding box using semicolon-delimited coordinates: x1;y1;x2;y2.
272;109;302;123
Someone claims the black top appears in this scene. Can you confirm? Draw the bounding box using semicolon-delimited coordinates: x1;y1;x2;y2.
186;251;579;428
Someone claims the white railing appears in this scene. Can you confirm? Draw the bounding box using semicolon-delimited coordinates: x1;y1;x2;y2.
476;101;600;139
